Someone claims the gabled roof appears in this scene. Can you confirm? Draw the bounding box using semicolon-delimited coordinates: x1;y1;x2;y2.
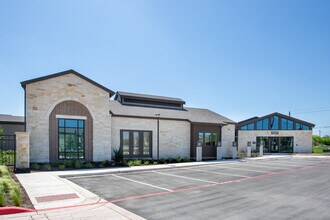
0;114;24;123
237;112;315;127
21;69;115;97
115;91;186;104
109;100;235;124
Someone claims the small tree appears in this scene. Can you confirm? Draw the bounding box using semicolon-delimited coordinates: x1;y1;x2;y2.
312;135;323;147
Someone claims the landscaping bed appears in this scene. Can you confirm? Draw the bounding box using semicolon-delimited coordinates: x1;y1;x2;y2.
30;157;193;171
0;166;33;209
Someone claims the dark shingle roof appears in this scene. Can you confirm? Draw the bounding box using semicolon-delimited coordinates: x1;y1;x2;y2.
0;114;24;123
109;100;235;124
115;91;185;104
21;69;115;97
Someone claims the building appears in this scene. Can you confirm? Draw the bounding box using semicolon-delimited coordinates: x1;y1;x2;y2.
236;112;315;154
0;114;24;135
21;69;236;163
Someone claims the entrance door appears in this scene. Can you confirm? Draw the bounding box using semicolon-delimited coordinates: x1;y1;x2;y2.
269;137;279;153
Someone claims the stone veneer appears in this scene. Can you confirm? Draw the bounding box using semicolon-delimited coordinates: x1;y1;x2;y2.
25;73;112;162
221;124;236;158
111;117;191;159
237;130;313;153
15;132;30;169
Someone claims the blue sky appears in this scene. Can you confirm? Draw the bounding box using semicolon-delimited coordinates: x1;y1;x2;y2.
1;0;330;135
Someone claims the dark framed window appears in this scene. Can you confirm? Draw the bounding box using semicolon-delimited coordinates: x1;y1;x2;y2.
58;119;85;159
270;116;279;130
296;123;310;130
241;123;254;130
281;118;294;130
198;132;218;146
120;130;152;158
256;118;269;130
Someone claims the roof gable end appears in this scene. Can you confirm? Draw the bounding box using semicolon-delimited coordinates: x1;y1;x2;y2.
21;69;115;97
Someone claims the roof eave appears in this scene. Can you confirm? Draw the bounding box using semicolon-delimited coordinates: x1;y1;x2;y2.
20;69;115;97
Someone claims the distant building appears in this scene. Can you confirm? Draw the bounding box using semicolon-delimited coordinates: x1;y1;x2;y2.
0;114;24;135
236;112;315;154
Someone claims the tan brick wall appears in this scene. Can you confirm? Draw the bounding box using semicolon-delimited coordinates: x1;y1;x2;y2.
111;117;190;159
25;73;112;162
238;130;313;153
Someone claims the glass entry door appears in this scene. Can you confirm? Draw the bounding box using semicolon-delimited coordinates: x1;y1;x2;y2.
257;137;294;153
269;137;280;153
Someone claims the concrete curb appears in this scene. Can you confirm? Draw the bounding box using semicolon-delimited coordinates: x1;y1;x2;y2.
58;155;294;178
0;207;35;215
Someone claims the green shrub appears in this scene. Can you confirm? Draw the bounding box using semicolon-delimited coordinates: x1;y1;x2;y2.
167;157;174;163
58;164;66;170
63;160;75;168
0;178;13;193
0;166;10;177
182;157;191;162
112;148;123;163
176;157;182;163
99;161;107;168
74;160;83;169
11;186;21;206
31;163;40;170
85;162;94;168
159;158;166;164
153;161;158;165
0;191;4;207
127;160;142;166
41;163;52;171
143;160;150;165
313;147;323;154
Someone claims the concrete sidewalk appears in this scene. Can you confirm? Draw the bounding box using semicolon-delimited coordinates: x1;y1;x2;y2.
3;154;300;219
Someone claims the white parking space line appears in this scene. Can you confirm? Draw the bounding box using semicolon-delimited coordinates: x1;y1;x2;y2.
112;174;173;192
153;171;217;184
211;166;273;173
183;168;250;177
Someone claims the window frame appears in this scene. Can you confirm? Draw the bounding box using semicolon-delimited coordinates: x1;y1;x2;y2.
58;118;85;160
198;132;218;147
120;130;153;158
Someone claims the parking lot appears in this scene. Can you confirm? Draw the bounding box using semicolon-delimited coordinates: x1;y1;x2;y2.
67;157;330;220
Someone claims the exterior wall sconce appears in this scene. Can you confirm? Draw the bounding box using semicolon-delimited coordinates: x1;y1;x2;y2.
232;142;237;147
217;141;221;147
247;142;251;146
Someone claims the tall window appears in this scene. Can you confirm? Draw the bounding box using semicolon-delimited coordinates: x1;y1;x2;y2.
121;130;152;158
296;123;310;130
270;116;279;130
59;119;85;159
198;132;218;146
281;118;294;130
256;118;269;130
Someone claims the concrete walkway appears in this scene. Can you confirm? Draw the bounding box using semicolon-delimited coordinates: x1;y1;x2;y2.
3;154;319;219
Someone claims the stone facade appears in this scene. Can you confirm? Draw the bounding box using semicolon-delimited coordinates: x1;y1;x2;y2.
238;130;313;153
111;117;191;159
221;124;236;158
15;132;30;169
25;73;112;162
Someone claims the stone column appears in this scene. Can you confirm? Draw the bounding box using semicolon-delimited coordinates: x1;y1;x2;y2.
231;147;237;159
196;147;202;162
15;132;30;169
247;146;252;157
217;147;223;160
259;145;264;156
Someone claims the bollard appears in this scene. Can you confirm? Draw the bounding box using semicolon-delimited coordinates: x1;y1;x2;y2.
247;146;252;157
196;147;202;162
259;145;263;156
232;147;237;159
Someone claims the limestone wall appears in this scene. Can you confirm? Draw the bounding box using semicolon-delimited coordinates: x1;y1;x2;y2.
221;124;236;157
238;130;313;153
25;73;112;162
111;117;190;159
